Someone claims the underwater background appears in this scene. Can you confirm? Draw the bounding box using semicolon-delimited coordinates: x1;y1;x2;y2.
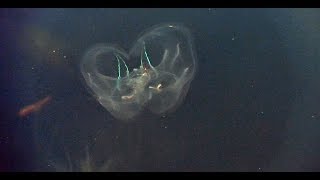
1;8;320;171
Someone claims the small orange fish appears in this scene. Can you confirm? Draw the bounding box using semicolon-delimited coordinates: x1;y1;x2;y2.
18;95;52;118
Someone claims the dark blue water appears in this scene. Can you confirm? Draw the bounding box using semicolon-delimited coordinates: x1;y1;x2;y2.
1;8;320;171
